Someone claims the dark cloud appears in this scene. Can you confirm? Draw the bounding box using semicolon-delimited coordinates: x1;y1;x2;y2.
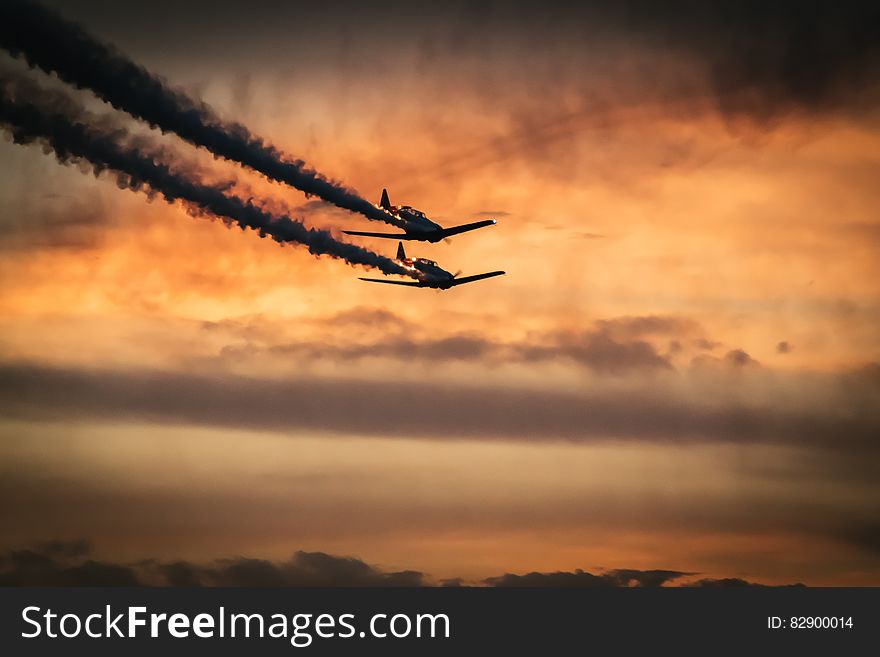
692;349;760;369
37;538;91;558
0;542;425;586
157;560;202;587
688;578;759;588
642;2;880;121
231;314;698;373
202;308;414;346
2;0;867;209
485;568;692;588
697;3;880;123
182;552;426;587
605;569;695;588
0;71;408;276
839;523;880;555
724;349;759;368
0;188;108;252
776;341;792;354
0;0;404;228
268;335;492;363
581;1;880;125
688;578;803;588
338;0;873;123
1;360;877;449
515;331;672;372
0;541;140;586
439;578;465;588
505;315;700;373
693;338;721;351
485;567;805;589
593;315;701;340
14;1;876;154
850;362;880;387
325;307;414;330
1;541;805;587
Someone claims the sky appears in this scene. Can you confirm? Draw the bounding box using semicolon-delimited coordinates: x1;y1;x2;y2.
0;0;879;586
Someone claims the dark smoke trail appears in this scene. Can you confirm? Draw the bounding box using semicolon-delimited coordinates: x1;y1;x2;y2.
0;1;403;229
0;75;408;276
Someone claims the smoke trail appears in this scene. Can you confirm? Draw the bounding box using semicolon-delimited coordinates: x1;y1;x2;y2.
0;0;404;229
0;75;408;276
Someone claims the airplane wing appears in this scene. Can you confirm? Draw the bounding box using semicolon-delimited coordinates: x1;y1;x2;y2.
344;219;496;241
448;271;506;287
358;277;425;287
343;230;421;240
438;219;497;239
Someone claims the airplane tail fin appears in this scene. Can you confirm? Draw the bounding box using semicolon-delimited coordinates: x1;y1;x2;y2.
380;188;391;210
396;241;406;261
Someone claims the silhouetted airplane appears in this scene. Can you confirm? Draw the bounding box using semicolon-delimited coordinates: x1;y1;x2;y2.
359;242;505;290
343;189;497;242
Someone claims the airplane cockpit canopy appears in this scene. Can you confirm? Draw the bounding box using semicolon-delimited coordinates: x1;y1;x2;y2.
416;257;437;266
402;206;426;218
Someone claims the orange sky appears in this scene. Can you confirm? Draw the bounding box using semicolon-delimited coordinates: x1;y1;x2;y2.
0;0;878;586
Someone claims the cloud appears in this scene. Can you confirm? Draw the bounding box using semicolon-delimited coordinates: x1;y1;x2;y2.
485;568;692;588
692;349;761;369
725;349;759;368
485;568;807;589
0;360;877;449
0;541;139;586
266;335;493;363
606;1;880;124
840;523;880;555
515;331;672;372
201;308;417;349
36;538;91;559
563;2;880;122
1;541;804;587
0;69;408;277
513;315;703;372
688;578;803;588
0;188;109;252
851;363;880;387
439;578;465;588
0;541;424;587
0;1;402;228
226;314;700;374
170;552;426;587
593;315;702;340
324;307;414;330
402;0;880;183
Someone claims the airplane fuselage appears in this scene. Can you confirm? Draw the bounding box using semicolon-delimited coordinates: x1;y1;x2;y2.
390;205;445;240
343;189;496;243
358;240;505;290
400;256;457;289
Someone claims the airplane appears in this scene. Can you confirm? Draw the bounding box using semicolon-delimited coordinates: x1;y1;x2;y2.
343;189;497;243
359;242;505;290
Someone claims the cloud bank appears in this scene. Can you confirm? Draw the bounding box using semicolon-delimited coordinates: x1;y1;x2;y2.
0;360;876;449
0;541;799;587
